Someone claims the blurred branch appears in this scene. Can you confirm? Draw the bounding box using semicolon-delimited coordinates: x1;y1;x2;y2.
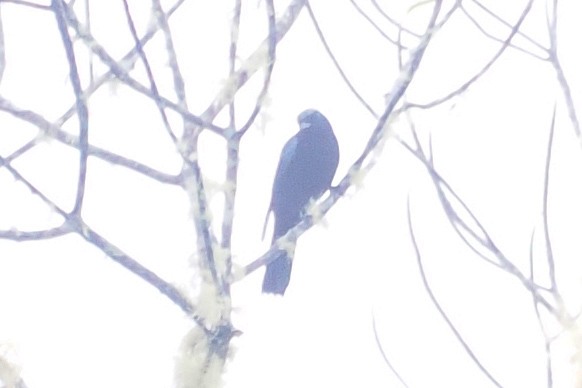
529;228;554;388
222;0;278;283
84;0;94;84
541;104;557;292
236;0;276;136
371;0;422;38
0;97;180;184
0;154;202;326
193;0;306;131
398;132;556;313
0;5;4;86
461;1;546;60
0;0;204;320
406;195;503;387
0;225;71;240
405;0;534;110
149;0;223;293
52;0;90;216
0;0;50;10
306;1;378;118
406;124;502;269
471;0;546;53
221;0;243;288
372;313;409;387
546;0;581;149
152;0;185;104
181;147;222;295
55;0;186;127
61;3;227;134
349;0;406;48
0;155;69;218
78;220;205;327
118;1;226;292
121;0;178;144
228;0;241;127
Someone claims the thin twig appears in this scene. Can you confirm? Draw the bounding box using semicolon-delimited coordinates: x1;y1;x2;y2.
55;0;187;128
152;0;186;104
546;0;581;149
528;227;554;388
542;104;557;291
121;0;178;144
236;0;277;135
52;0;90;215
406;195;503;387
0;153;202;325
197;0;307;125
349;0;405;48
221;0;243;288
397;136;556;313
372;313;410;387
471;0;546;53
0;226;71;240
306;1;377;118
0;97;180;185
77;219;205;328
405;0;534;110
371;0;422;38
460;2;546;60
61;3;227;134
0;0;50;10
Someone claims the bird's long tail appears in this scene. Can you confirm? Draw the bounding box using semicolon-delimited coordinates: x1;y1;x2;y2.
262;247;295;295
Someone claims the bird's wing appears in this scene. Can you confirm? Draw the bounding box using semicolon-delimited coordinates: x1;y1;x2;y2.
262;136;299;240
276;136;298;178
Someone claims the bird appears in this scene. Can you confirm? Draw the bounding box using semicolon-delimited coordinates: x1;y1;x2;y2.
262;109;339;295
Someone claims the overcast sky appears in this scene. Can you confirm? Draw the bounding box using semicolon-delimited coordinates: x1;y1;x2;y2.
0;1;581;387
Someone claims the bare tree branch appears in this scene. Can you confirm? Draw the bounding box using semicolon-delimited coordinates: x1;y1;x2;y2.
542;104;557;292
529;228;554;388
0;4;4;86
372;313;410;387
371;0;422;38
546;0;581;149
221;0;243;289
0;156;203;326
461;1;546;60
406;194;503;388
0;97;180;184
0;0;50;10
397;134;556;313
405;0;534;110
77;220;205;326
55;0;187;127
121;0;179;144
61;3;227;134
52;0;90;215
197;0;307;125
349;0;406;48
306;1;378;118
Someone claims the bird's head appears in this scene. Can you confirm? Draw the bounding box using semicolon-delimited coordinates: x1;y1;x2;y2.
297;109;331;131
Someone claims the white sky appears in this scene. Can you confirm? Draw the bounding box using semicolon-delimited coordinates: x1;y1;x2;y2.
0;0;581;387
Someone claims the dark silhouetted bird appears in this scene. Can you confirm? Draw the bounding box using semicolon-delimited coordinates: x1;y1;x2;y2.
262;109;339;295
